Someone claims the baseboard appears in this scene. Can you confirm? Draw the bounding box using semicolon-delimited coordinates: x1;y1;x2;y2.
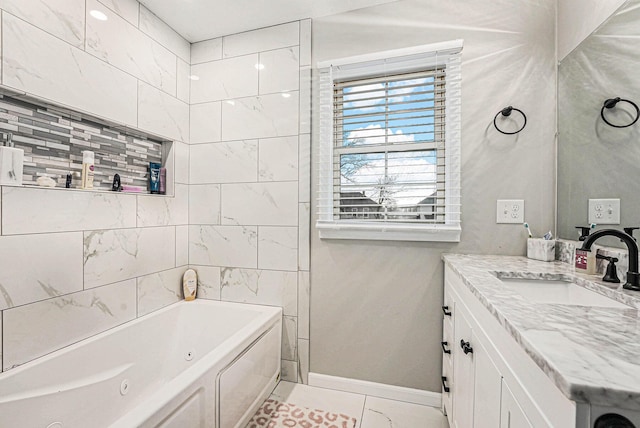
307;372;441;407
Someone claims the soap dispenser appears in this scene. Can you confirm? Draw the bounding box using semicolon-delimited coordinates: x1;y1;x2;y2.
0;133;23;186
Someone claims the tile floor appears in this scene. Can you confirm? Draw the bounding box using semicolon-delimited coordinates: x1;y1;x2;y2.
259;381;449;428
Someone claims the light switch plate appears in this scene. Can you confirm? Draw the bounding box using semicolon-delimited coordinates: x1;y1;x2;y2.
497;200;525;224
589;198;620;224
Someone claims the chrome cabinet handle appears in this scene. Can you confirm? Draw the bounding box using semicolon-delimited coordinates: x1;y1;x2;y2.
460;339;473;355
441;341;451;354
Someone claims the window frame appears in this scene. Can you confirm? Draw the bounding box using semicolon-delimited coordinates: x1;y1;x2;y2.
316;40;463;242
333;70;446;224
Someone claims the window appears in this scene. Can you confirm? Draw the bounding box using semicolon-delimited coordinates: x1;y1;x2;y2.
317;40;462;242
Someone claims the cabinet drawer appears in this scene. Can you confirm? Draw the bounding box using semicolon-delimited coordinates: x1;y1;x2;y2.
442;290;454;321
442;318;454;365
442;357;453;426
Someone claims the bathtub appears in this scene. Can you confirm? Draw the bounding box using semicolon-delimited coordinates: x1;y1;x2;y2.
0;300;282;428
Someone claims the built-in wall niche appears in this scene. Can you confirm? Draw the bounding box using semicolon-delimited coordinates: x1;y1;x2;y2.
0;91;170;192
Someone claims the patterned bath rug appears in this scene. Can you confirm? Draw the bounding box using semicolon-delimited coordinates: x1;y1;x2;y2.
246;398;358;428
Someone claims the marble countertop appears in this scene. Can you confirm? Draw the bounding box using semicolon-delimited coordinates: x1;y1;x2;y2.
442;254;640;411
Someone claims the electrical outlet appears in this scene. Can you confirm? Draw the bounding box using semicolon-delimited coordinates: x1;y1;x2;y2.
497;200;525;224
589;198;620;224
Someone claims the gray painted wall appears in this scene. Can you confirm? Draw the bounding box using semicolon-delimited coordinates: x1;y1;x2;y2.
310;0;556;391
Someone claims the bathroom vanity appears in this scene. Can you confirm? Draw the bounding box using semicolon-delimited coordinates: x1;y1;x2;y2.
441;254;640;428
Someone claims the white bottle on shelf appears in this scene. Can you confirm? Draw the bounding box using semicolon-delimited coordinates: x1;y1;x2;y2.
81;150;95;189
0;133;23;186
183;269;197;301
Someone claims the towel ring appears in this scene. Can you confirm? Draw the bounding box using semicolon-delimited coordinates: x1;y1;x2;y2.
493;106;527;135
600;97;640;128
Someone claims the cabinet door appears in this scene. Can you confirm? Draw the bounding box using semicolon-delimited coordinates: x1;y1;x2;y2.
442;317;454;420
452;309;474;428
473;336;502;428
501;379;533;428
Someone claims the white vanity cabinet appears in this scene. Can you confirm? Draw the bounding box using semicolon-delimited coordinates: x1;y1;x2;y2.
445;287;501;428
501;380;533;428
443;264;577;428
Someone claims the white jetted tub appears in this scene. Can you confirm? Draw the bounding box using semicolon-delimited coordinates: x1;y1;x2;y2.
0;300;282;428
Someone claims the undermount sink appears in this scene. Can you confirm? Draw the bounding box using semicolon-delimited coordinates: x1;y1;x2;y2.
497;277;631;309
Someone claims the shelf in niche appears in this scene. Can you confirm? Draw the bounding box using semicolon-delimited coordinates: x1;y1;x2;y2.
0;86;174;194
0;184;175;198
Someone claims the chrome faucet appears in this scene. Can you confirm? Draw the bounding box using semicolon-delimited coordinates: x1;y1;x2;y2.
581;228;640;291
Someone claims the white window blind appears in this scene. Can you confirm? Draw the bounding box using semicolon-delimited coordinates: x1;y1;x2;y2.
317;40;462;242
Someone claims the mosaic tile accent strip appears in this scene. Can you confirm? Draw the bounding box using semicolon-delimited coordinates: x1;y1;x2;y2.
0;95;164;190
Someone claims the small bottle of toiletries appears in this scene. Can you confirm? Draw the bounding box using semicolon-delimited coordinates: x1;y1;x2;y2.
149;162;161;194
159;167;166;195
183;269;197;301
0;133;24;186
112;173;121;192
81;150;95;189
575;248;596;275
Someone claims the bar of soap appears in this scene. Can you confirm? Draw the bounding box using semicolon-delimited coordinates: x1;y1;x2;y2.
121;185;145;193
36;176;56;187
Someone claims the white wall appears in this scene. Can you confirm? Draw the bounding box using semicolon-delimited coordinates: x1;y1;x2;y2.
187;21;312;383
311;0;556;391
557;0;626;60
0;0;190;371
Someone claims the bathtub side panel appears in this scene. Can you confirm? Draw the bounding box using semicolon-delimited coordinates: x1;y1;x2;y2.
150;387;210;428
218;320;282;428
103;302;280;428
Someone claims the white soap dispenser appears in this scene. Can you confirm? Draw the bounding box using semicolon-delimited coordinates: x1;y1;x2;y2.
0;133;23;186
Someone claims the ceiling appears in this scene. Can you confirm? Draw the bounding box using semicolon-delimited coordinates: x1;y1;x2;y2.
139;0;399;43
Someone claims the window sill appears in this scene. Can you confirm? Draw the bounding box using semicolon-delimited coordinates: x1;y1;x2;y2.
316;221;461;242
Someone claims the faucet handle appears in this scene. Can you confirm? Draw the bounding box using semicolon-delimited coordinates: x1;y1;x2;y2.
596;253;619;263
624;227;639;241
596;254;621;283
576;226;592;241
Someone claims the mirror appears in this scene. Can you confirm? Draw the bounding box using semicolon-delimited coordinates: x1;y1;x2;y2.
557;0;640;241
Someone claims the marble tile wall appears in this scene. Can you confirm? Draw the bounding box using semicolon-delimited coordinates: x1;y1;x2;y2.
0;0;191;372
0;0;190;141
0;185;189;371
189;20;312;384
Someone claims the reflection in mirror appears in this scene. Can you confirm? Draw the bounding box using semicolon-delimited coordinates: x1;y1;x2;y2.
557;0;640;242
